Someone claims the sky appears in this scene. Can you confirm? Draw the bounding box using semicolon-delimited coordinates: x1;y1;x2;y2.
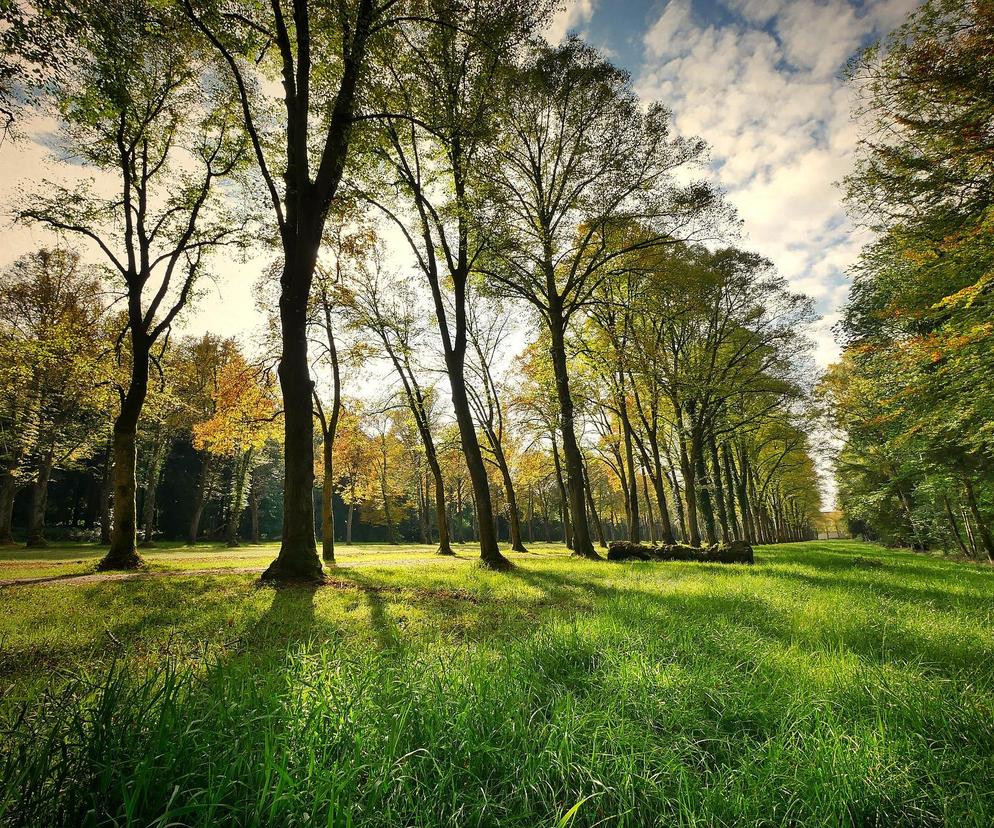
547;0;921;365
0;0;920;368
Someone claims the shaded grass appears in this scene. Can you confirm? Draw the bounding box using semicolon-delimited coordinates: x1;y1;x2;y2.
1;540;993;826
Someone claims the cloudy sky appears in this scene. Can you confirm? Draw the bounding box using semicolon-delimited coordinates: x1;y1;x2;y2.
549;0;920;365
0;0;919;369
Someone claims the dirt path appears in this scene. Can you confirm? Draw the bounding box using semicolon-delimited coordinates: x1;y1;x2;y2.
0;556;472;589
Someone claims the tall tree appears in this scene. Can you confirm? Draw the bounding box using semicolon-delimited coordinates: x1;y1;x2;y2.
19;0;247;569
361;0;552;569
184;0;401;581
483;40;719;557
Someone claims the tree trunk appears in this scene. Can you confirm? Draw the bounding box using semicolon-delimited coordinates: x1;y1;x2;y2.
551;431;572;548
678;429;701;547
446;358;509;567
346;502;354;545
548;313;598;559
491;440;527;552
583;463;608;548
720;443;741;540
429;459;454;555
709;436;731;543
641;469;657;545
963;478;994;562
942;495;969;556
618;393;640;544
99;337;150;571
140;439;163;546
0;470;17;545
263;253;323;581
322;437;336;562
226;447;253;547
25;453;54;547
188;452;212;545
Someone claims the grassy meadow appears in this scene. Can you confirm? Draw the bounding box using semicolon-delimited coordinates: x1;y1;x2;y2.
1;540;992;826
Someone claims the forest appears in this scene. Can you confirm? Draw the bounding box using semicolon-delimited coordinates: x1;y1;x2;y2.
0;0;992;826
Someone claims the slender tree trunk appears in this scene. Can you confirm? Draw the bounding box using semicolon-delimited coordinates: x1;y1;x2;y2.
446;358;508;567
641;469;657;545
678;431;701;547
942;495;968;556
249;477;261;544
618;395;640;544
346;501;354;545
0;471;17;545
321;437;336;562
551;431;572;548
25;453;54;547
720;443;741;540
140;440;163;547
963;478;994;562
491;441;527;552
226;447;253;547
188;452;212;545
429;460;453;555
709;436;731;543
583;463;608;548
548;311;598;559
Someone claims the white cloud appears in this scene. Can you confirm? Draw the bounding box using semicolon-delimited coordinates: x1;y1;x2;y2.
637;0;921;372
544;0;597;44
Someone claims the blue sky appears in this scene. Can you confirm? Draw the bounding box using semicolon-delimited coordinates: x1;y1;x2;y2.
546;0;922;365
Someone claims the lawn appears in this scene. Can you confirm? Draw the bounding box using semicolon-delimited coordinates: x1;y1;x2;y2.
1;540;992;826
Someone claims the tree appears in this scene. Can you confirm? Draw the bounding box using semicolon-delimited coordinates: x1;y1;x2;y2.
193;350;281;547
466;297;529;552
183;0;401;582
482;40;720;558
345;255;455;554
0;249;110;546
19;0;247;569
361;0;552;569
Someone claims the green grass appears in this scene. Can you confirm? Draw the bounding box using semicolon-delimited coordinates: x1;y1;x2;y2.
1;540;992;826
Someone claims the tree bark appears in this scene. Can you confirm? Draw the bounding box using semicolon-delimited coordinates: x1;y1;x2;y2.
548;310;598;559
263;253;324;582
226;447;253;547
25;453;54;547
583;463;608;548
963;478;994;562
0;471;17;545
551;431;572;548
942;495;969;556
99;335;150;571
187;452;212;545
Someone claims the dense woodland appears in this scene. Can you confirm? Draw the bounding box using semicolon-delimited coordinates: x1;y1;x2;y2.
0;0;988;576
822;0;994;561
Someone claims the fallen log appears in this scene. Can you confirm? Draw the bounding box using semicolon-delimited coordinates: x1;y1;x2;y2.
607;539;753;564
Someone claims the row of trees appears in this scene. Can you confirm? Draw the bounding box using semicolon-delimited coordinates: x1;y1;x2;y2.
2;0;822;579
823;0;994;561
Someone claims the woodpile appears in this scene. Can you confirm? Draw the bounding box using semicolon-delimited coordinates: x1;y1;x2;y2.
606;539;754;564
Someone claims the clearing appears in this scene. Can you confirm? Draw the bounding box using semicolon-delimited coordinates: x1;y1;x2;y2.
1;540;992;826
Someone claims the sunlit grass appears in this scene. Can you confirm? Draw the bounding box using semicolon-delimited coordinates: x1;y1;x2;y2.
1;540;992;825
